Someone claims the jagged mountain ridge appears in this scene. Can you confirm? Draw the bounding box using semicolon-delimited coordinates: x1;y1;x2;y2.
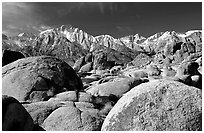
39;25;148;52
4;24;201;55
38;25;201;52
2;24;202;68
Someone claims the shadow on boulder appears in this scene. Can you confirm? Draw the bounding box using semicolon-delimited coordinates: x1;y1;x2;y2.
2;50;25;66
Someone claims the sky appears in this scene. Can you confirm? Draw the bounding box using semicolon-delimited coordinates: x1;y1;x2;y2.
2;2;202;38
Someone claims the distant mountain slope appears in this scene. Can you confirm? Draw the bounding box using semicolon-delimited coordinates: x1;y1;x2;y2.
2;24;202;68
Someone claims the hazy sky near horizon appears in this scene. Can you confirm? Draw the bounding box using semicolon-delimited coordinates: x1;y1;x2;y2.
2;2;202;38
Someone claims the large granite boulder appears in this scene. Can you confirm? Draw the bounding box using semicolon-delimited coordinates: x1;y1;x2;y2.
23;100;63;126
42;105;103;131
101;80;202;131
2;56;83;102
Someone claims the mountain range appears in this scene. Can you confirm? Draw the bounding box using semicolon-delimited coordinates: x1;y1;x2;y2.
2;25;202;69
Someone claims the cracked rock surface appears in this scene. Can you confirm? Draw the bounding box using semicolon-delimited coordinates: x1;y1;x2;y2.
101;79;202;131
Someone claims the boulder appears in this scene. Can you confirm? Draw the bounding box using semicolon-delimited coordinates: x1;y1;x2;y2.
92;95;119;116
2;95;34;131
48;91;93;103
73;56;85;72
79;62;93;73
93;52;109;70
92;44;133;70
101;80;202;131
122;68;148;79
86;77;144;98
23;100;63;126
146;64;161;77
2;56;83;102
161;67;176;77
42;106;103;131
175;61;200;77
174;61;201;88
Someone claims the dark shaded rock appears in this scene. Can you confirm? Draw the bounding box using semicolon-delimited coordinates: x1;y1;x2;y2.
2;56;83;102
33;124;46;131
173;61;202;88
92;45;133;70
191;75;202;89
2;95;34;131
175;61;200;77
93;52;110;70
2;50;25;66
101;80;202;131
2;34;8;40
92;94;119;116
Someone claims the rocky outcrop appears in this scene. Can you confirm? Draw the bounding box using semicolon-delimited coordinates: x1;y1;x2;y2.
92;45;133;70
101;80;202;131
2;56;83;102
129;53;152;68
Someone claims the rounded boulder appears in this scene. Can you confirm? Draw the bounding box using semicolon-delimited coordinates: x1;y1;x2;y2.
2;56;83;102
42;106;103;131
101;80;202;131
